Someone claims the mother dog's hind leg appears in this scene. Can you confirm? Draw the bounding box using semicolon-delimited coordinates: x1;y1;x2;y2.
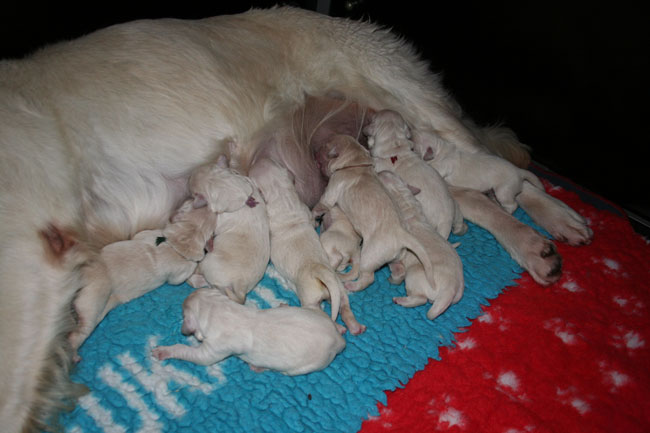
0;223;89;433
450;186;562;286
516;181;593;246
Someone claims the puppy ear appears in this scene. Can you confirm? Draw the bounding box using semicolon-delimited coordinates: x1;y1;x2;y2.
407;184;421;195
423;147;434;161
216;154;229;168
192;193;208;209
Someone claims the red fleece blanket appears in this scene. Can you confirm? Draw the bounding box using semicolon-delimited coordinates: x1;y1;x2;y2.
360;184;650;433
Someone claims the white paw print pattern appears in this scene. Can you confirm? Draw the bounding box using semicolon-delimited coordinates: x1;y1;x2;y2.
426;394;467;430
597;361;631;393
612;294;645;315
610;325;646;352
543;318;582;345
478;307;510;331
556;386;592;415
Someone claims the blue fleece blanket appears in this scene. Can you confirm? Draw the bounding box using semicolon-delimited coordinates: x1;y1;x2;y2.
61;209;539;433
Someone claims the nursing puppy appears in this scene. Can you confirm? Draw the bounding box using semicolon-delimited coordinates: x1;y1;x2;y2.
365;109;467;239
412;128;545;214
187;156;270;304
378;171;464;320
0;7;593;431
69;200;216;358
313;134;437;293
248;158;345;324
319;205;362;281
152;288;346;375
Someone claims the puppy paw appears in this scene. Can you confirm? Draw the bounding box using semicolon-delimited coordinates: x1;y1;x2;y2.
348;322;367;335
549;211;593;246
151;346;171;361
344;281;361;292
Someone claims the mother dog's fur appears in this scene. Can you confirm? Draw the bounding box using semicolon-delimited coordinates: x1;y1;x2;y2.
0;7;587;432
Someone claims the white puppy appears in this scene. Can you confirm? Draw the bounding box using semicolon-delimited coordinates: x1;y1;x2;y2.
69;200;216;357
152;288;346;375
248;158;344;323
365;109;467;239
378;171;464;320
319;205;362;281
313;135;437;293
413;128;544;213
187;156;270;304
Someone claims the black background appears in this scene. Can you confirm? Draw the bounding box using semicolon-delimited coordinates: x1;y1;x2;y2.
2;1;648;222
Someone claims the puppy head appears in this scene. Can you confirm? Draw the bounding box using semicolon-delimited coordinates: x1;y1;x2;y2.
324;135;373;175
189;160;254;214
248;158;294;202
164;201;217;261
181;291;205;341
364;110;413;157
411;128;446;161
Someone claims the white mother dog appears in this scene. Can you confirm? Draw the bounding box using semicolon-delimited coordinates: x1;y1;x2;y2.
0;7;592;432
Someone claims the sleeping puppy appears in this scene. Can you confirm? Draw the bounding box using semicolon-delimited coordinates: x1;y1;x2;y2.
312;134;437;293
412;128;545;214
365;109;467;239
187;155;270;304
152;288;346;375
319;205;362;282
378;171;464;320
69;201;216;358
248;158;347;325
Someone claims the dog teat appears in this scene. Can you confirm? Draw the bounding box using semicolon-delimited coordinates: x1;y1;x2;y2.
246;195;259;208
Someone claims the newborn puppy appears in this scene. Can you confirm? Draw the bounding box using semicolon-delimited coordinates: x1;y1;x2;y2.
249;158;345;323
412;128;544;214
152;288;346;375
69;201;216;357
365;109;466;239
319;205;361;281
188;155;270;304
378;171;464;320
312;134;437;293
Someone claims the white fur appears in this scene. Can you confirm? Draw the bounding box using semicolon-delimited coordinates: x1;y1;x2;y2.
366;109;467;238
0;7;592;431
152;288;346;375
313;135;438;294
413;128;545;213
378;171;464;320
188;158;270;304
319;205;362;281
249;158;343;322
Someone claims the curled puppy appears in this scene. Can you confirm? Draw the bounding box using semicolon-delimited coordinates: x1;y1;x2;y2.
378;171;464;320
69;201;216;357
152;288;346;375
413;128;544;214
248;158;347;325
312;135;437;293
365;109;466;239
319;205;362;281
188;155;270;304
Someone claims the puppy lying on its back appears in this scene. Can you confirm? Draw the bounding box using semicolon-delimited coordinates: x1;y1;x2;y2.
69;200;216;358
413;128;544;214
378;171;464;320
188;155;270;304
152;288;346;375
365;109;466;239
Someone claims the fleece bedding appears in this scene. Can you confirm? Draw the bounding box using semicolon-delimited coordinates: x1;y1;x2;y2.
360;181;650;433
60;191;533;432
59;176;649;433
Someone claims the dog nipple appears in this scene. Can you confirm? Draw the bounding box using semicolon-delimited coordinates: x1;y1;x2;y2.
245;195;258;208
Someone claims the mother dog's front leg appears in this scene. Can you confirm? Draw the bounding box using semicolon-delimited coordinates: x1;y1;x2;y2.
516;181;593;246
450;186;562;286
0;224;89;432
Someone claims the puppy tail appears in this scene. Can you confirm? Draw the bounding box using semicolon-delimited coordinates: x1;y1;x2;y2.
474;124;532;169
314;264;343;322
426;288;456;320
402;232;437;296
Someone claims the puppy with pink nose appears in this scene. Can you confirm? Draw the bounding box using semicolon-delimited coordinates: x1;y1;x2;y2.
152;288;346;375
